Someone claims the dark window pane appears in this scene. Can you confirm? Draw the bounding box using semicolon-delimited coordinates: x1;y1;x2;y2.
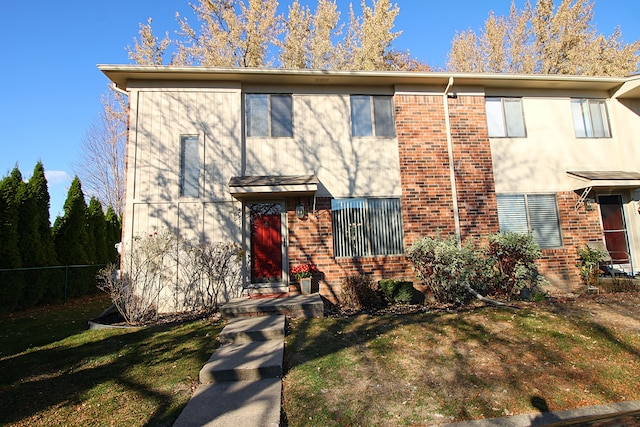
373;96;396;137
271;95;293;137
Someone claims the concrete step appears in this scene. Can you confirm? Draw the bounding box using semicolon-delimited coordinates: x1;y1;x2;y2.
219;315;285;345
220;294;324;319
199;340;284;384
172;378;281;427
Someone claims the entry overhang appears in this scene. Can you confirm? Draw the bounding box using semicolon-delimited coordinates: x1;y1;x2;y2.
567;171;640;190
228;175;318;199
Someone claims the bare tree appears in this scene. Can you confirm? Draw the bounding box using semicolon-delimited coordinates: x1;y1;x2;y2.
127;17;171;65
74;87;126;216
447;0;640;76
173;0;283;67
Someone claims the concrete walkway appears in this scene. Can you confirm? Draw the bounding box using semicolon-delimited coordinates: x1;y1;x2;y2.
172;295;324;427
173;315;285;427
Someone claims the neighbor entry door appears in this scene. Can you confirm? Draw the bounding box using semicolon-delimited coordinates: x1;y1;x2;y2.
598;195;630;264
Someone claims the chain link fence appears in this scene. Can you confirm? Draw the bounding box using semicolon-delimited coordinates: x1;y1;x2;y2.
0;264;107;315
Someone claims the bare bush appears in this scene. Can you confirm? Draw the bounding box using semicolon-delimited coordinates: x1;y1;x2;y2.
98;229;243;324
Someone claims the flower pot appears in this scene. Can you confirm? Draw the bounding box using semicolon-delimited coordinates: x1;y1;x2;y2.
300;277;312;295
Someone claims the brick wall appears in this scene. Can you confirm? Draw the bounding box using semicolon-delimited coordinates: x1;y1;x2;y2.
448;95;500;239
537;191;604;292
286;197;411;304
395;93;499;245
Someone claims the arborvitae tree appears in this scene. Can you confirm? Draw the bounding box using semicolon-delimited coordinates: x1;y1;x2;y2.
87;197;109;264
29;162;57;266
54;177;90;265
105;205;122;264
0;167;25;311
53;177;91;296
23;162;58;305
14;167;44;306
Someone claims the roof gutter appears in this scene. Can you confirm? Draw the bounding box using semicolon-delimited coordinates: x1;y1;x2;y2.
443;77;462;246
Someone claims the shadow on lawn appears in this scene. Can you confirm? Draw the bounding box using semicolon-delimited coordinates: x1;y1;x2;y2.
0;321;223;426
283;299;640;424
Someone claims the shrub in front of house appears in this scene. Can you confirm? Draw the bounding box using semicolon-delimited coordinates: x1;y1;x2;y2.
339;275;385;311
407;235;484;306
407;232;543;306
379;279;414;304
485;232;542;299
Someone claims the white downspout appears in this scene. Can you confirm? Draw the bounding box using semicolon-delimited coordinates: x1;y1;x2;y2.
443;77;462;246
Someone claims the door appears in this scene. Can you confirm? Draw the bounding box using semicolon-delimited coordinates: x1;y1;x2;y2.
250;203;283;283
598;195;630;263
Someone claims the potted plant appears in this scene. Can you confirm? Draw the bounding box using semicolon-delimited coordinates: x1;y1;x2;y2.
290;263;317;294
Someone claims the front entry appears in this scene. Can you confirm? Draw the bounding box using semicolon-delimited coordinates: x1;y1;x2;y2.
250;202;284;284
598;195;630;264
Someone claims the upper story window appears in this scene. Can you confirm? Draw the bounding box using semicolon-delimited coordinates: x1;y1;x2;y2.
350;95;396;138
246;94;293;137
571;99;611;138
180;135;200;198
485;97;526;137
496;193;562;249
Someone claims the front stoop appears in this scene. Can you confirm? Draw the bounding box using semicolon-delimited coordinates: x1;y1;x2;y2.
220;294;324;319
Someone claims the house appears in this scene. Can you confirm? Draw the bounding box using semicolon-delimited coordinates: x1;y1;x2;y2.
99;65;640;310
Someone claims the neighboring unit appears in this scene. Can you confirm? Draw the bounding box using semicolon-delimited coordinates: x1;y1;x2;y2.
100;65;640;310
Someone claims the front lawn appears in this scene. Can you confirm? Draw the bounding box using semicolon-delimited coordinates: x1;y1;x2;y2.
0;295;223;426
283;293;640;426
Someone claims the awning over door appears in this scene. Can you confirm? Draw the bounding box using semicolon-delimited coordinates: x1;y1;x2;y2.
568;171;640;190
568;171;640;211
228;175;318;199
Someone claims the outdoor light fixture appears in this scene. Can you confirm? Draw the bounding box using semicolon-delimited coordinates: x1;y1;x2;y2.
585;198;595;211
296;204;305;219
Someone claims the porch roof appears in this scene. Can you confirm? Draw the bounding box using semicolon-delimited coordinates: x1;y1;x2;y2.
228;175;318;199
568;171;640;189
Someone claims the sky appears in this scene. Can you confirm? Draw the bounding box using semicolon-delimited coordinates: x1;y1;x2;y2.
1;0;639;220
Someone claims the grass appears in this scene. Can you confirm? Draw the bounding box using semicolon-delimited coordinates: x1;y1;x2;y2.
3;292;640;426
0;294;224;426
283;293;640;426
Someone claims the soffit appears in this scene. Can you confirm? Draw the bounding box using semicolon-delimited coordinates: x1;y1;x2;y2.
98;65;628;94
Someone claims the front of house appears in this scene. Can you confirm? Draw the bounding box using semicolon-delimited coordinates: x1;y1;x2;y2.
100;65;640;310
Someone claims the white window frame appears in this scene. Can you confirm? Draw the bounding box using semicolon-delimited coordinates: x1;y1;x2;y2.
496;194;562;249
350;95;396;138
245;94;293;137
331;198;404;258
571;99;611;138
485;97;527;138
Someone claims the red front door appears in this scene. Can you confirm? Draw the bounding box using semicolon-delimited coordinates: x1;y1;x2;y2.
250;203;283;283
599;195;630;263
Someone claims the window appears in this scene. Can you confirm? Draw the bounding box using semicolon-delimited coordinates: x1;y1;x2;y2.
350;95;396;137
571;99;611;138
496;194;562;249
246;94;293;137
485;97;526;137
180;135;200;197
332;198;404;257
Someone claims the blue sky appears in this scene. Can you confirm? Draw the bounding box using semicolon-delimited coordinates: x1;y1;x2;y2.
1;0;638;220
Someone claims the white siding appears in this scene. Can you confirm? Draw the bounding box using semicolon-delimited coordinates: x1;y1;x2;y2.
245;94;401;198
